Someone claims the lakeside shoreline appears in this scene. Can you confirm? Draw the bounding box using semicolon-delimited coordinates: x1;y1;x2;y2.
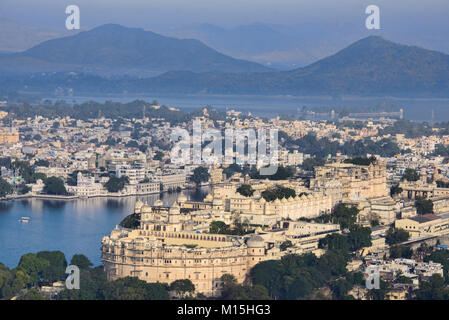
0;184;214;202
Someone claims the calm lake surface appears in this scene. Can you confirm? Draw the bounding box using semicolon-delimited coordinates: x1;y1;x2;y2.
0;188;210;269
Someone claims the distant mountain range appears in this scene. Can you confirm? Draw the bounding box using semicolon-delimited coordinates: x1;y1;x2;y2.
163;23;307;68
1;26;449;97
161;23;449;70
0;24;271;77
131;36;449;97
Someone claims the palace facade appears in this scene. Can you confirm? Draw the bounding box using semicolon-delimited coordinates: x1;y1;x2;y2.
180;183;340;225
101;201;268;296
310;160;388;201
101;199;342;296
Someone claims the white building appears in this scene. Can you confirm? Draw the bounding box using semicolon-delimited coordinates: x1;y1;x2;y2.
66;172;107;198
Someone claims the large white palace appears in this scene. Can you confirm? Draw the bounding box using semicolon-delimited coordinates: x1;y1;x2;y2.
101;160;392;296
101;199;343;296
179;160;389;226
101;200;268;296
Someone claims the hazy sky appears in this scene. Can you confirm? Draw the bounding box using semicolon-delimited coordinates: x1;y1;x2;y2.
1;0;448;33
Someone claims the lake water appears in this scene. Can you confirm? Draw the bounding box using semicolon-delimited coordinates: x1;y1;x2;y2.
0;188;210;269
46;94;449;122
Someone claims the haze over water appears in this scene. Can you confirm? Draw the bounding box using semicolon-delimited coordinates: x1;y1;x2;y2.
46;94;449;123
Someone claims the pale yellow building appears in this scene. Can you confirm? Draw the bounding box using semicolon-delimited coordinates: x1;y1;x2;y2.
395;213;449;239
311;160;388;201
102;201;268;296
181;183;337;225
0;129;19;144
101;199;343;296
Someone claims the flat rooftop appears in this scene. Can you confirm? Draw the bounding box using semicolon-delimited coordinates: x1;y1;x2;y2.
410;214;441;223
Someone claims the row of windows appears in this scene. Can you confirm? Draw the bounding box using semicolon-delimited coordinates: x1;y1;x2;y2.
140;230;227;242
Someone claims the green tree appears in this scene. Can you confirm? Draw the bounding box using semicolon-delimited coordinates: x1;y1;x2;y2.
57;267;108;300
170;279;195;298
402;168;419;182
385;228;410;245
315;203;359;230
346;226;372;251
330;278;353;299
220;274;270;300
209;221;228;234
237;184;254;197
0;177;13;198
261;185;296;202
119;213;140;229
12;160;34;184
191;166;210;185
153;151;164;161
319;233;350;252
286;276;314;299
280;240;293;251
366;279;390;300
390;245;413;259
415;198;434;215
34;160;50;167
19;185;32;195
102;277;169;300
104;176;129;193
70;254;93;270
36;251;67;283
30;172;47;183
0;263;15;299
344;156;377;166
251;165;294;180
390;184;403;197
18;288;47;300
16;253;50;286
301;157;325;171
43;177;67;195
414;274;449;300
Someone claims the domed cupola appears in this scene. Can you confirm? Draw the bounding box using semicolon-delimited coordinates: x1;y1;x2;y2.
169;202;181;223
177;194;187;203
246;235;265;248
134;200;144;213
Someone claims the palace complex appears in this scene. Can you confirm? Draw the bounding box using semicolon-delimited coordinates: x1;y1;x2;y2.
101;160;396;296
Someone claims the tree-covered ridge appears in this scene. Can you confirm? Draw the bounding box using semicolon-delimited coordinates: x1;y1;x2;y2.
249;251;358;299
0;251;67;299
0;252;171;300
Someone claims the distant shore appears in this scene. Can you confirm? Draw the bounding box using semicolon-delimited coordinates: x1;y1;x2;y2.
1;190;180;202
0;184;212;202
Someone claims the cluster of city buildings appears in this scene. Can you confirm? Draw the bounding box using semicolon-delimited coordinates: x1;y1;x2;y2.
101;159;431;297
3;104;449;298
